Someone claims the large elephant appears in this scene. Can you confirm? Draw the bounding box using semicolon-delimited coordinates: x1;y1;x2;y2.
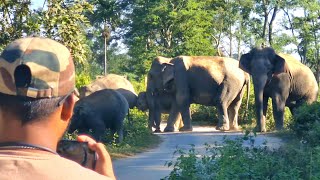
79;74;137;109
148;56;250;131
239;47;318;132
143;56;185;132
68;89;129;142
136;91;184;132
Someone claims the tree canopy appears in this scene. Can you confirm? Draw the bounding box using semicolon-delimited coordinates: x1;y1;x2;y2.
0;0;319;82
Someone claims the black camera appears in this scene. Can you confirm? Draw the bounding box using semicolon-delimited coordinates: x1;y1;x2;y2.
57;140;97;169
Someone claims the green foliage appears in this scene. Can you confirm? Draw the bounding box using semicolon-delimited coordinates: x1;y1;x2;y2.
190;104;218;125
75;71;92;89
131;77;146;93
0;0;93;71
41;0;93;67
163;136;320;180
290;102;320;146
0;1;31;50
124;0;219;75
106;108;161;157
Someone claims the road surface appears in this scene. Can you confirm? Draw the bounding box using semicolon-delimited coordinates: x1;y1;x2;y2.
112;125;283;180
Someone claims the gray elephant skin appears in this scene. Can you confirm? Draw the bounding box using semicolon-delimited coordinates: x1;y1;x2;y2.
79;73;137;108
68;89;129;142
147;56;250;132
239;47;318;132
136;91;183;132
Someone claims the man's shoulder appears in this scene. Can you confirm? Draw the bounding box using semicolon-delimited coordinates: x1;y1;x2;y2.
0;151;109;180
43;155;108;179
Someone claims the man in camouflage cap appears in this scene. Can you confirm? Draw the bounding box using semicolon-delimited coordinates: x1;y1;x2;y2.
0;37;116;180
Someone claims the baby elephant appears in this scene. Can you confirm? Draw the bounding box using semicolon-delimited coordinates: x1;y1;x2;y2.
68;89;129;142
137;91;184;132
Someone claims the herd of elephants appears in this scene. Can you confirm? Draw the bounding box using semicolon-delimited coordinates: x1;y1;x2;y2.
68;47;319;142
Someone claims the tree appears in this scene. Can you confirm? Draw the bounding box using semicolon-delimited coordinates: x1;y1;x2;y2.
41;0;93;68
282;0;320;82
85;0;130;75
123;0;220;76
0;1;31;50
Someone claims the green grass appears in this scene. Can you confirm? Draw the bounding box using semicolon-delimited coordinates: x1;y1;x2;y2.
107;133;161;159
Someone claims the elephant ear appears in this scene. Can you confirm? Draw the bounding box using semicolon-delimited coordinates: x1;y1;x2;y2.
161;63;174;87
239;53;251;73
273;55;288;75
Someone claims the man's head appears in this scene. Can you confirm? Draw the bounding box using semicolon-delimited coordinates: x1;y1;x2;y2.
0;37;76;125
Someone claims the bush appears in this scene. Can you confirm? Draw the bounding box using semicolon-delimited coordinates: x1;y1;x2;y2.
104;108;161;157
290;102;320;146
163;136;320;180
190;104;218;125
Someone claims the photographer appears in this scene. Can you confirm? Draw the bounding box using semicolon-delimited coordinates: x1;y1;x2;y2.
0;37;116;180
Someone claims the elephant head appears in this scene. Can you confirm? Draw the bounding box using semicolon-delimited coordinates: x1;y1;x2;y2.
79;85;100;98
239;47;289;131
68;103;83;134
147;56;172;93
145;56;173;131
161;63;175;93
137;92;148;111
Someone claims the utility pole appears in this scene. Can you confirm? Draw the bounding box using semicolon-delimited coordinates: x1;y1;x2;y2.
103;24;110;76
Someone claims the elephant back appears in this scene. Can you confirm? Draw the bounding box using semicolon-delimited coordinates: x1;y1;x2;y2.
79;73;137;108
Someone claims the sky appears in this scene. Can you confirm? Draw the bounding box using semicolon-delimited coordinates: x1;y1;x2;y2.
30;0;45;10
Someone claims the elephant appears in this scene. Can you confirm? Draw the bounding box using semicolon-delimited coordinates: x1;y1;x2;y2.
239;47;318;132
68;89;129;142
148;55;250;131
79;73;137;109
136;91;184;132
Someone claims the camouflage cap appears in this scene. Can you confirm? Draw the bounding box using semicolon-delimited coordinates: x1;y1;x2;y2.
0;37;75;98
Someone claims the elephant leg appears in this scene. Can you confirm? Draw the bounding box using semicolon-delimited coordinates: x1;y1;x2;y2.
179;107;193;131
272;95;286;130
216;103;229;131
174;113;184;130
176;93;193;131
113;119;124;143
216;82;233;131
149;108;161;132
271;75;290;131
112;127;124;143
92;125;106;142
260;96;269;132
153;110;162;133
164;105;180;132
228;89;245;130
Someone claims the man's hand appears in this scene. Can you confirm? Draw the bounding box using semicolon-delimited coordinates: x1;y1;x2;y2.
77;135;116;180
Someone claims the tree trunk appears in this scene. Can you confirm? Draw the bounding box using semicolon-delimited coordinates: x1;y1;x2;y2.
268;5;278;46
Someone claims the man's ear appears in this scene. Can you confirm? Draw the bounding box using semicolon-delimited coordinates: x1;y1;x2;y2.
61;94;77;121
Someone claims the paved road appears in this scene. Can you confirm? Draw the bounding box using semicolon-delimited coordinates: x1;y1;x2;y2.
112;126;283;180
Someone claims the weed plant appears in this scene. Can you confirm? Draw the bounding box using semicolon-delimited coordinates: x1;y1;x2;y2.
163;101;320;180
163;135;320;180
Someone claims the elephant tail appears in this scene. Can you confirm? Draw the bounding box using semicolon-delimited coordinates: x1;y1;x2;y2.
242;76;250;122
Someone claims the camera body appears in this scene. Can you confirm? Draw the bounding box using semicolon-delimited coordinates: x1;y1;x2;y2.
57;140;96;169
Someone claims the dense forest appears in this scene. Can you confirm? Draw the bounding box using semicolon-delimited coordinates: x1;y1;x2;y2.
1;0;319;84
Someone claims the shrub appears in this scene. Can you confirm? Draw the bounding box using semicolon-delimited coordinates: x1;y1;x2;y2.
190;104;218;125
290;102;320;146
163;136;320;180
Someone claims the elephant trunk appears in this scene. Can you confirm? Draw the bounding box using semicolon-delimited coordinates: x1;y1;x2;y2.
253;76;268;132
146;92;161;132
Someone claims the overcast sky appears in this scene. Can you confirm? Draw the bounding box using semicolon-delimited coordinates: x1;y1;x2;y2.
31;0;44;9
